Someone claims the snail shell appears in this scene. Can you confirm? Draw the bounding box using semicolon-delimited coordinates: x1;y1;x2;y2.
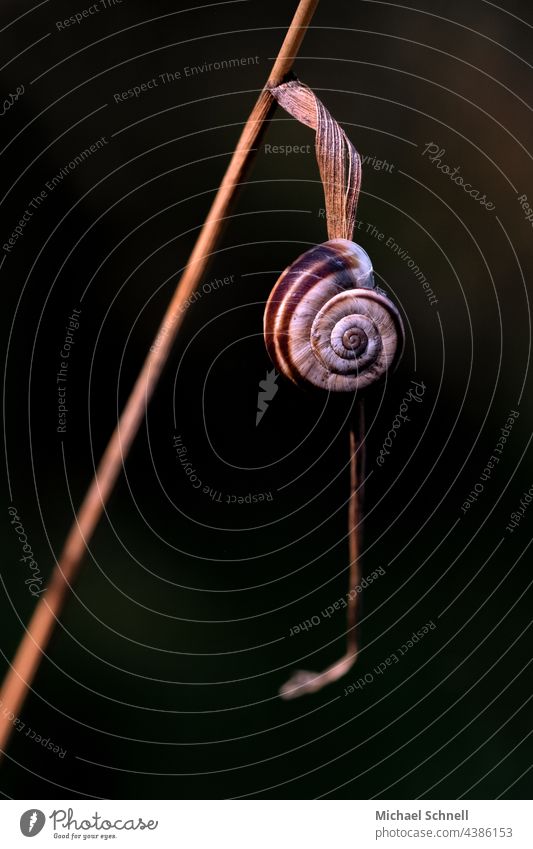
264;239;404;392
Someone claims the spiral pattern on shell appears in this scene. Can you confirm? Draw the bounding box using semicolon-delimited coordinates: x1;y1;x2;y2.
264;239;404;392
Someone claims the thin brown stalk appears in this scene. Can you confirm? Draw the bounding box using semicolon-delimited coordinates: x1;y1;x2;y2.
347;401;365;655
0;0;320;760
279;404;364;700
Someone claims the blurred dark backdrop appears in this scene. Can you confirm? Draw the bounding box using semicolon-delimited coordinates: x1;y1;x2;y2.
1;0;532;799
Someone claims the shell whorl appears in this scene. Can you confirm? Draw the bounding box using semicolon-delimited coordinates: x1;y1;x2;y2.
264;239;404;392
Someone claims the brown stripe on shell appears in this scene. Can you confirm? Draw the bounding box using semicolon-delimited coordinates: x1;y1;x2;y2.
265;243;345;386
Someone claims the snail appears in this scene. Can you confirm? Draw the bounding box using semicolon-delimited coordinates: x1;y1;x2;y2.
262;78;407;700
264;238;404;392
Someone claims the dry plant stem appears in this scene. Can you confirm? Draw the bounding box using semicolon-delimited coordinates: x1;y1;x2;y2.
347;401;365;654
0;0;320;760
279;403;364;700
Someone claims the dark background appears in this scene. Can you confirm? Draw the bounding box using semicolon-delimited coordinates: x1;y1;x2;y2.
1;0;532;799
